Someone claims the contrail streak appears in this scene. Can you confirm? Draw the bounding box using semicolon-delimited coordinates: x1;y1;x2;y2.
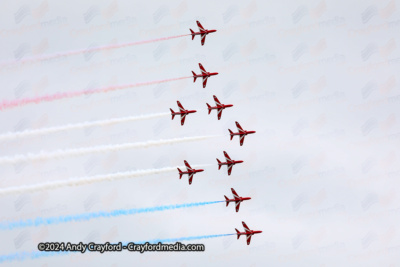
0;112;169;141
0;201;223;230
0;76;191;110
0;135;215;164
0;165;209;195
0;34;190;67
0;233;234;263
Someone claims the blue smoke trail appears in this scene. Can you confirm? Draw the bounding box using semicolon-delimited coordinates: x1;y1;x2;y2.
0;251;62;264
0;201;224;230
0;233;235;263
134;233;236;244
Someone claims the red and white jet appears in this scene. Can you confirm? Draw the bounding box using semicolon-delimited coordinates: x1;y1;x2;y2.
192;63;218;88
224;188;251;212
177;160;204;185
190;21;217;46
216;151;243;176
206;95;233;120
170;101;197;126
229;121;256;146
235;221;262;245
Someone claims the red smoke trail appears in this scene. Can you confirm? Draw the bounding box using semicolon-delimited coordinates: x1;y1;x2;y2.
0;76;190;110
0;34;190;67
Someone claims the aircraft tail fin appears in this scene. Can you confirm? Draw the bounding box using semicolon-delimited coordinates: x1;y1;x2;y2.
224;195;229;206
206;103;211;114
170;109;175;120
192;71;197;82
217;158;222;170
190;29;195;40
177;168;183;179
235;228;241;239
228;129;234;140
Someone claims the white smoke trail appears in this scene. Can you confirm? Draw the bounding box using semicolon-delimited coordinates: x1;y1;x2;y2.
0;165;207;196
0;112;169;142
0;135;217;165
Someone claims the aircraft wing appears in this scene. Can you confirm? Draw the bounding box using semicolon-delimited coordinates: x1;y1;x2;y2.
213;95;221;106
202;76;208;88
197;21;205;32
235;201;241;212
236;121;244;133
199;63;207;74
240;134;245;146
177;101;185;112
227;164;233;175
217;108;223;120
231;188;240;199
223;151;232;162
184;160;193;171
188;173;194;185
201;33;206;46
242;221;251;233
180;113;187;125
246;234;252;245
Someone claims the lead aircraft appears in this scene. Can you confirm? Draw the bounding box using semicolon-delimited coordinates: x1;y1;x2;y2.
235;221;262;245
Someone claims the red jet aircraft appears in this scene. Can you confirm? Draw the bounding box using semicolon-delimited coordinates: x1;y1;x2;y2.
224;188;251;212
216;151;243;176
206;95;233;120
177;160;204;185
190;21;217;46
192;63;218;88
170;101;197;126
235;221;262;245
229;121;256;146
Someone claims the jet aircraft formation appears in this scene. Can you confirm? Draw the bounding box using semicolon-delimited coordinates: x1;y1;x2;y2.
170;21;261;245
